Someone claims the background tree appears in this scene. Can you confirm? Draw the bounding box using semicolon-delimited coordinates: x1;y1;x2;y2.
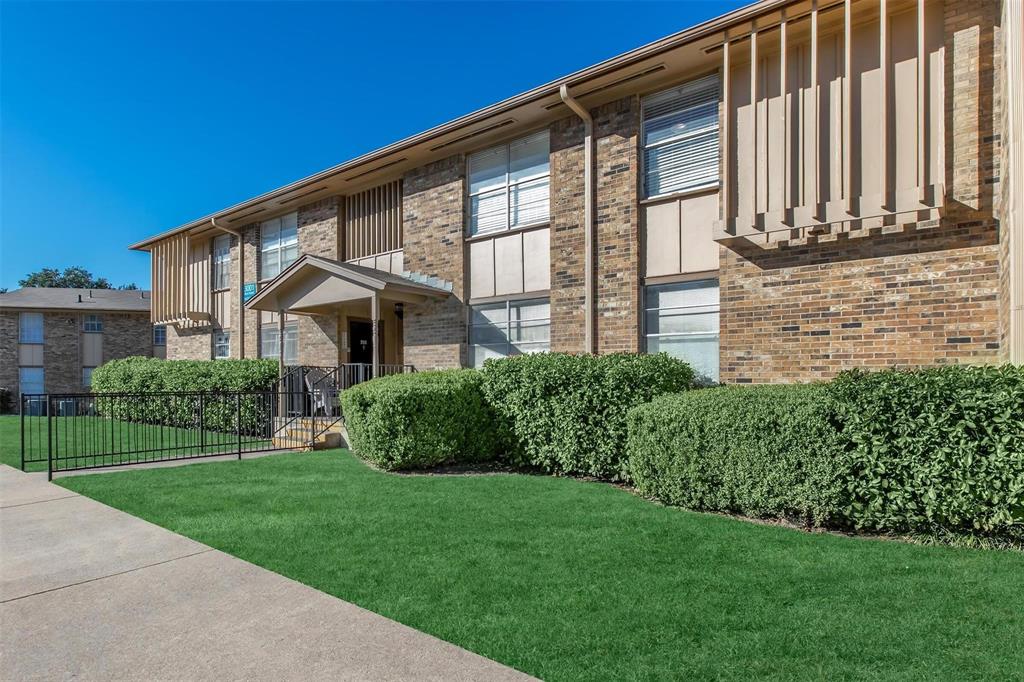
17;266;137;290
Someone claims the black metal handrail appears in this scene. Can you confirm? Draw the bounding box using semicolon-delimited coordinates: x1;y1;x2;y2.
20;390;311;480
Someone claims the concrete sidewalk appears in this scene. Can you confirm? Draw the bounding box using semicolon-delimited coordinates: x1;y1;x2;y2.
0;465;532;681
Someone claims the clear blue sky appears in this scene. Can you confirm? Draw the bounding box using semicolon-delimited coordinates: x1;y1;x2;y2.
1;0;737;290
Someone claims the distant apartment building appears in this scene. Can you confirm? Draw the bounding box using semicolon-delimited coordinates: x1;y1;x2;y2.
131;0;1021;383
0;288;164;399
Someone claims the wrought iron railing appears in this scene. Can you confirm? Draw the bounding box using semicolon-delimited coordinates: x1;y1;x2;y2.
20;390;310;479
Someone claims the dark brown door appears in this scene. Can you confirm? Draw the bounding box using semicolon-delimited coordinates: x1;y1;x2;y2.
349;320;374;365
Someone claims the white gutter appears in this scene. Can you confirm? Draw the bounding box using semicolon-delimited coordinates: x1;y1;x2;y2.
559;84;595;355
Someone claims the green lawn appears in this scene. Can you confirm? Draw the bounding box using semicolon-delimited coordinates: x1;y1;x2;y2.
0;415;259;472
56;449;1024;681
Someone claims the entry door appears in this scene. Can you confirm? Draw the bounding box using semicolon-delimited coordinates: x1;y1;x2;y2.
349;320;377;365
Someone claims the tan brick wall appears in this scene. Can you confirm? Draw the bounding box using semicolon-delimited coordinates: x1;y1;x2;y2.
0;312;19;400
719;220;1001;383
297;198;340;365
102;313;155;364
550;95;642;354
166;324;211;360
401;155;467;369
715;0;1004;383
42;312;81;394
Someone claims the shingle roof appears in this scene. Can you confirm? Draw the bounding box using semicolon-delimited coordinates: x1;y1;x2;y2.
0;288;152;312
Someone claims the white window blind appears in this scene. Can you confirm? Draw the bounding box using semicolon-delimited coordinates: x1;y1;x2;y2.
260;322;298;365
642;74;720;198
19;312;43;343
260;212;299;280
644;279;719;383
213;234;231;290
214;332;231;359
469;298;550;368
468;131;550;236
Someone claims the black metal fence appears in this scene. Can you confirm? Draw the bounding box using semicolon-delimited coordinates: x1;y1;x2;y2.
20;391;310;480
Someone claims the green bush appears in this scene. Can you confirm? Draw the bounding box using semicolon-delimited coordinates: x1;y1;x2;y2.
626;365;1024;544
828;365;1024;540
481;353;694;480
340;370;501;471
90;357;279;434
92;356;278;394
627;385;847;526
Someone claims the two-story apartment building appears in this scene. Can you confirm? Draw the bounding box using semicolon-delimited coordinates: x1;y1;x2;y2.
131;0;1021;384
0;288;164;399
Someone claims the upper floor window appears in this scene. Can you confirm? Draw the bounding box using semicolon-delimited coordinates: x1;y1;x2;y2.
642;74;720;198
260;212;299;280
212;234;232;290
83;314;103;333
19;312;43;343
153;325;167;346
468;130;550;236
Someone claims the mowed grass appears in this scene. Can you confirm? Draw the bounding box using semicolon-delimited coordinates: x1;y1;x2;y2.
57;449;1024;681
0;415;251;472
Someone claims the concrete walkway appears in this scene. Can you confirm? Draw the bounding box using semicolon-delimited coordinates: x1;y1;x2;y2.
0;465;532;681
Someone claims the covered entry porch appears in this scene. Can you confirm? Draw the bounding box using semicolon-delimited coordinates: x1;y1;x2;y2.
246;253;451;381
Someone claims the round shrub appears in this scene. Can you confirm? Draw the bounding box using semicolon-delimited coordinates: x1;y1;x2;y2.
340;369;502;471
828;365;1024;540
481;352;694;480
627;384;847;526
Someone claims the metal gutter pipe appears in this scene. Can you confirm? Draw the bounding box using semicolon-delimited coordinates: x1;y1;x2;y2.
559;84;595;355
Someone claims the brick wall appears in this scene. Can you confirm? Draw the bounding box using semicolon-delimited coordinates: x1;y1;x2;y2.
550;95;642;353
166;324;211;360
0;312;18;399
719;220;1001;383
401;155;467;369
102;313;154;364
716;0;1004;383
297;198;340;365
43;312;81;394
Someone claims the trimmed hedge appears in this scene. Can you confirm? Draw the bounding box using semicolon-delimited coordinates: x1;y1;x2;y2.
829;366;1024;539
628;385;847;526
627;365;1024;543
90;357;279;433
340;369;502;471
91;356;279;394
481;353;694;480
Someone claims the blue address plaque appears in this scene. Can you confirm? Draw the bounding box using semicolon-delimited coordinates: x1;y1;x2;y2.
242;282;257;302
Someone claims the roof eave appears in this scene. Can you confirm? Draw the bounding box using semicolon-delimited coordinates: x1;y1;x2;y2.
129;0;783;251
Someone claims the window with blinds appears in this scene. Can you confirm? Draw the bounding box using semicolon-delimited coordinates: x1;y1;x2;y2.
468;130;550;236
642;74;720;198
260;212;299;280
344;181;402;261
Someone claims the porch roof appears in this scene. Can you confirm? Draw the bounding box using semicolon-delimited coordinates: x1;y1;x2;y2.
245;254;451;315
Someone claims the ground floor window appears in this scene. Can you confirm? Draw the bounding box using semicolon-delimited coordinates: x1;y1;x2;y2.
260;322;299;365
644;279;719;383
19;367;44;395
153;325;166;346
82;367;95;388
469;297;550;368
214;332;231;359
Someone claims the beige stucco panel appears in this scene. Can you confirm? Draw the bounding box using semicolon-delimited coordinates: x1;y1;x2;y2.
18;344;43;366
522;227;550;292
82;333;103;367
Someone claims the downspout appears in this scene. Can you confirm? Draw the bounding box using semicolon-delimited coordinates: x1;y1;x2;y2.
559;84;596;355
210;217;244;357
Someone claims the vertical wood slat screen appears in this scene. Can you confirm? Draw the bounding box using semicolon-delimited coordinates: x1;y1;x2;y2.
343;180;402;261
150;232;211;326
716;0;945;237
